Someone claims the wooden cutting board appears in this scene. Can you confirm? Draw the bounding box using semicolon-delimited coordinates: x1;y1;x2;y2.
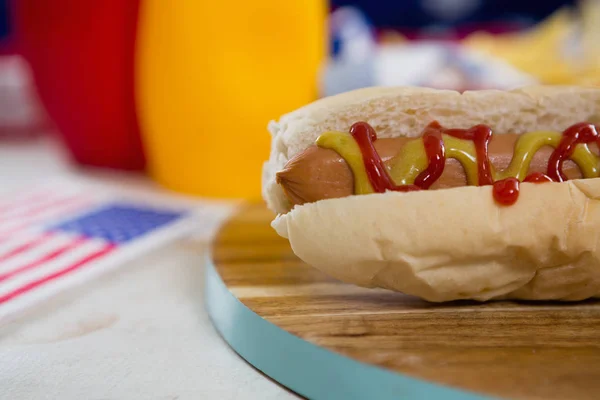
205;203;600;400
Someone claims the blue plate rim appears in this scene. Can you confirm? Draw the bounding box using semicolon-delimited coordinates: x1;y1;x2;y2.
204;254;494;400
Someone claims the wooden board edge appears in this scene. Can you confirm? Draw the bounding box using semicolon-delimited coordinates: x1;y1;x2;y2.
204;253;494;400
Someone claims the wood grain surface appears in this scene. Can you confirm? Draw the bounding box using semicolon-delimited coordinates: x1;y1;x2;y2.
212;203;600;400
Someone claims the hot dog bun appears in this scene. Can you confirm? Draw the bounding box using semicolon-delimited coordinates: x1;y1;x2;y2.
263;85;600;302
263;85;600;214
272;180;600;302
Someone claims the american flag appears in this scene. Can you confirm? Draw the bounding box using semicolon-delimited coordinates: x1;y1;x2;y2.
0;186;190;323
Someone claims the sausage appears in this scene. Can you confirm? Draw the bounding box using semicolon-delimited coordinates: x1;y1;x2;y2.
276;134;586;208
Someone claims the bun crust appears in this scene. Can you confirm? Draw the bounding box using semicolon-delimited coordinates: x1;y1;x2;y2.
263;85;600;214
272;179;600;302
263;85;600;301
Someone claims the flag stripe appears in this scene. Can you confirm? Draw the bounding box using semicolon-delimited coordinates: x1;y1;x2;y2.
0;244;115;305
0;239;108;294
0;190;66;218
0;232;42;252
0;195;86;224
0;189;55;214
0;197;92;237
0;233;53;263
0;234;73;273
0;237;87;282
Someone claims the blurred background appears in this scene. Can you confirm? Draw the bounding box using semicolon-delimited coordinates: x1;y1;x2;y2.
1;0;599;201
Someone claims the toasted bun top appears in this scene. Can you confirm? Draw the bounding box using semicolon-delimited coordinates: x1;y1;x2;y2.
262;85;600;214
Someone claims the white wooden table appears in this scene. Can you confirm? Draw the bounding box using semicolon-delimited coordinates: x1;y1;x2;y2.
0;136;294;400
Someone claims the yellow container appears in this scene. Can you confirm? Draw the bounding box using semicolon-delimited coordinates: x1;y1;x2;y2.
136;0;326;200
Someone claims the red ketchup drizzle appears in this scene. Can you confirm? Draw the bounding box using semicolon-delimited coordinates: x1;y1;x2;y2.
492;178;520;205
523;172;553;183
413;125;445;189
349;121;599;206
547;122;599;181
439;123;494;185
349;122;419;192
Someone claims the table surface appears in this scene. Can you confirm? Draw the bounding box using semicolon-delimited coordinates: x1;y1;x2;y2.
0;136;295;400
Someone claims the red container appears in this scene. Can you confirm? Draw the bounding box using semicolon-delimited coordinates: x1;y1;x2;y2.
13;0;146;170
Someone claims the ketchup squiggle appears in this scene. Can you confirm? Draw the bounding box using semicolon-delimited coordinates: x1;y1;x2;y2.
348;121;599;206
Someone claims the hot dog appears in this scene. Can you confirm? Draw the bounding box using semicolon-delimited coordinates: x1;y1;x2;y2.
262;86;600;302
276;131;590;208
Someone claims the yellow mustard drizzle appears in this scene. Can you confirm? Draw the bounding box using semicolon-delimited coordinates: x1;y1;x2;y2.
387;139;428;185
315;132;374;195
315;130;600;194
